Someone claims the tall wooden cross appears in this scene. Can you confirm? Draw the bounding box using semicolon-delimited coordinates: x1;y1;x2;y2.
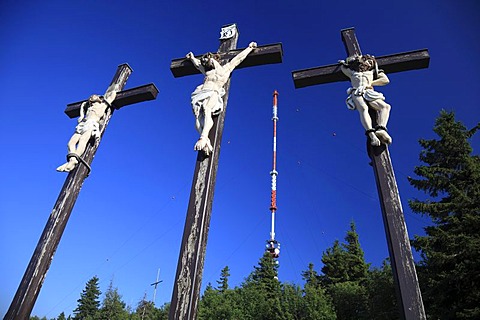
5;64;158;320
168;24;282;320
292;28;429;320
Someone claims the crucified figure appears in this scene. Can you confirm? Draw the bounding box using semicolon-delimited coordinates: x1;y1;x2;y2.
56;89;116;172
339;54;392;146
186;41;257;155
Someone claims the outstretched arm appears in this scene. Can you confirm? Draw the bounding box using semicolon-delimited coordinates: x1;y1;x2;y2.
186;52;206;74
224;42;257;73
338;60;352;78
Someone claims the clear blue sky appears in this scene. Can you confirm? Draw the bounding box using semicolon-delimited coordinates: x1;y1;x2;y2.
1;0;479;318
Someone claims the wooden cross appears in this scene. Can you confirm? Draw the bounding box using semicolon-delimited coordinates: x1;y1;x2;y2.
168;24;282;320
5;64;158;320
292;28;429;320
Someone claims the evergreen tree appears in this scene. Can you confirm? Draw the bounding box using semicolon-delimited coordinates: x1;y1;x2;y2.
321;221;369;285
301;263;321;287
365;260;398;320
321;222;370;319
408;110;480;319
98;280;128;320
321;240;348;285
132;294;157;320
343;221;369;282
73;276;101;320
240;252;286;320
57;312;67;320
216;266;230;293
300;263;336;320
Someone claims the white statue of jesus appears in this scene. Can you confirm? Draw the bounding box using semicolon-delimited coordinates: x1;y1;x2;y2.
56;89;117;172
339;54;392;146
186;41;257;155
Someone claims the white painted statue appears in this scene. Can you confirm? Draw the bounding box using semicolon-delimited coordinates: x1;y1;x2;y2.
56;89;117;172
339;54;392;146
186;41;257;155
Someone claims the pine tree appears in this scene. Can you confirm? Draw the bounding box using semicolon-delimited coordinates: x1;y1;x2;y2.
216;266;230;293
73;276;101;320
343;221;369;283
300;263;336;320
365;260;398;319
321;222;369;285
98;280;128;320
240;252;286;320
57;312;67;320
321;222;370;319
321;240;348;285
408;110;480;319
132;294;157;320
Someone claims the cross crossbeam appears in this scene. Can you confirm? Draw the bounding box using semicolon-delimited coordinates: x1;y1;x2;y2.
65;83;158;118
170;43;283;78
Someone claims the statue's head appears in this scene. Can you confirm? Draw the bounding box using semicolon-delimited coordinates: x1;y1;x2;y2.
88;94;102;103
346;54;376;72
200;52;220;71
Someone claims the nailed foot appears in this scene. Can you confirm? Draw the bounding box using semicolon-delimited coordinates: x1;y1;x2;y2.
194;136;213;156
56;157;79;172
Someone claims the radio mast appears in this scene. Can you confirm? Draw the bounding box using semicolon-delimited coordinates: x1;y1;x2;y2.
266;90;280;259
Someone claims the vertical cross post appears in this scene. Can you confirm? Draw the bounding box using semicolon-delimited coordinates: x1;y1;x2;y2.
5;64;158;320
292;28;428;319
168;24;282;320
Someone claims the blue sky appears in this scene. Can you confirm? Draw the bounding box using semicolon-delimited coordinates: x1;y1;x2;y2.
1;0;479;318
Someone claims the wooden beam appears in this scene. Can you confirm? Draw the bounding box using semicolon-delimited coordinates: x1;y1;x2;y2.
64;83;159;118
292;49;430;88
170;43;283;78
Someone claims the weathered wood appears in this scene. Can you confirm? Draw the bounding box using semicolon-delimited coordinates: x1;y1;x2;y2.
170;43;283;78
169;25;282;320
169;28;238;320
65;83;159;118
367;138;426;320
291;28;427;320
4;64;157;320
292;49;430;88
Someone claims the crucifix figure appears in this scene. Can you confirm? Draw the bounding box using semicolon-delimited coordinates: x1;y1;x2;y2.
187;41;257;155
5;64;158;320
339;54;392;146
169;23;282;320
292;28;429;320
56;88;118;172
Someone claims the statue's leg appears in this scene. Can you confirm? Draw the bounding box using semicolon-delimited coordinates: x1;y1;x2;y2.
57;134;81;172
63;131;93;171
369;100;392;144
353;96;381;146
194;97;215;155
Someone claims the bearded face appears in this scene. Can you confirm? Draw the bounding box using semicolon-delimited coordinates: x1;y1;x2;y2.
347;55;376;72
200;53;216;71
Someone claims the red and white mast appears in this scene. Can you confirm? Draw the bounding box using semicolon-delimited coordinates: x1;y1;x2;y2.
266;90;280;259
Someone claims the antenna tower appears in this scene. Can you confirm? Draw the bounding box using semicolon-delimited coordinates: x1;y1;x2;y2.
266;90;280;259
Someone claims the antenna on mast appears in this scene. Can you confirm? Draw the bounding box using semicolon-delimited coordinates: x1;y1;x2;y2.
150;268;163;305
266;90;280;259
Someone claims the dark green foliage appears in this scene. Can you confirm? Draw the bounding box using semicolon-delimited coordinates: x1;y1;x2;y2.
216;265;230;293
73;276;101;320
57;312;67;320
98;280;128;320
365;260;399;320
321;221;369;285
409;110;480;319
